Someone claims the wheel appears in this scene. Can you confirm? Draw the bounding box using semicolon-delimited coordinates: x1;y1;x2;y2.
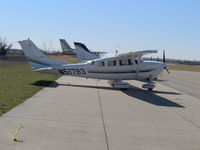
148;88;153;91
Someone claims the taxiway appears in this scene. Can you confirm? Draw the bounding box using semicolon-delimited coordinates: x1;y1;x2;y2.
0;73;200;150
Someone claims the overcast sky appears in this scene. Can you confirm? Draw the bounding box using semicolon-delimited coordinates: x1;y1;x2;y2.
0;0;200;60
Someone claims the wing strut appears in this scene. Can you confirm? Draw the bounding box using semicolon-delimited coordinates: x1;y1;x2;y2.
135;55;142;79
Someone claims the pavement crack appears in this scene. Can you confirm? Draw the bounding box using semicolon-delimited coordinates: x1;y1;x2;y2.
96;81;110;150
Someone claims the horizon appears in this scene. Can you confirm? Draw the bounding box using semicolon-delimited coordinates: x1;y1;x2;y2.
1;0;200;61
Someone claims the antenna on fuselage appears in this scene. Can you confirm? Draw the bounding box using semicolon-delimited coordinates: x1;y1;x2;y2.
135;55;142;79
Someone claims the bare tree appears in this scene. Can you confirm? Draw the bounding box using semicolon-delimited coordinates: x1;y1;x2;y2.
0;37;12;56
42;41;53;54
42;42;48;53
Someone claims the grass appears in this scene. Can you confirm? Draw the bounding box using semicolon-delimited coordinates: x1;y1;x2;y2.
49;55;78;63
0;61;58;116
169;63;200;72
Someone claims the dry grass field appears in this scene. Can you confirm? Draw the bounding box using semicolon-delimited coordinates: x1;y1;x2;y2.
168;63;200;72
49;55;78;63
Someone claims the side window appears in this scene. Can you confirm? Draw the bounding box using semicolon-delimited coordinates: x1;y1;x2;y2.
128;59;132;65
107;60;117;66
119;59;132;65
99;62;105;67
135;59;138;64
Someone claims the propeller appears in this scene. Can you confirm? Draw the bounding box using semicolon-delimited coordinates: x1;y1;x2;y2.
163;50;170;74
164;66;170;74
163;49;166;63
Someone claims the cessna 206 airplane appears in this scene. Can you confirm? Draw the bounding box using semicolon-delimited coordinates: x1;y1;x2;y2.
19;39;169;90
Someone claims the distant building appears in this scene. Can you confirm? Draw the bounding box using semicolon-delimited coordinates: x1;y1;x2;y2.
7;49;24;56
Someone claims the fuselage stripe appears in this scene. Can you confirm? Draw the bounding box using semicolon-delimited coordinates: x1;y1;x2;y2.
87;69;156;74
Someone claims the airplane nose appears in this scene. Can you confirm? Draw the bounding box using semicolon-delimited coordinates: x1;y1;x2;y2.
163;63;169;67
155;62;166;68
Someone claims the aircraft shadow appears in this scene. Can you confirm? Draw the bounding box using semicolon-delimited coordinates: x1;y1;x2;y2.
155;79;170;82
30;80;183;108
59;83;116;91
59;83;184;108
122;85;184;108
30;80;59;88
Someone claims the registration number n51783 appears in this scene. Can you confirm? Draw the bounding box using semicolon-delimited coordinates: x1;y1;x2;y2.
58;68;86;75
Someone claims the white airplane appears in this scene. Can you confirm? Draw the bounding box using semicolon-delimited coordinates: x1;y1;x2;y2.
60;39;105;62
19;39;169;90
60;39;76;55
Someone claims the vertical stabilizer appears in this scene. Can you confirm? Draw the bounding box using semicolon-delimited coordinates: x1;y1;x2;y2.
60;39;76;55
74;42;98;61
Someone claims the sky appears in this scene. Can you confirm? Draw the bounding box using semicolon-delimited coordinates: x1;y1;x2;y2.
0;0;200;60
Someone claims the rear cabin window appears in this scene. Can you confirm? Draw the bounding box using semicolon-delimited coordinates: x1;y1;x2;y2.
135;59;138;64
99;62;105;66
119;59;132;65
107;60;117;66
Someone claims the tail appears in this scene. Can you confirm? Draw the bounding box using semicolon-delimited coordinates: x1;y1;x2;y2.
60;39;76;55
74;42;99;61
18;39;66;70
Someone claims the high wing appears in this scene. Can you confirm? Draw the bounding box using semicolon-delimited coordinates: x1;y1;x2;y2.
114;50;158;58
100;50;158;60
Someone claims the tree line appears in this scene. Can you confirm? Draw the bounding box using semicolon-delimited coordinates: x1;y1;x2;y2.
0;37;12;56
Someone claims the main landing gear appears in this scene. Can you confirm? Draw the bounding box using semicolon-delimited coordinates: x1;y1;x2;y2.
108;80;130;90
108;80;156;91
142;82;155;91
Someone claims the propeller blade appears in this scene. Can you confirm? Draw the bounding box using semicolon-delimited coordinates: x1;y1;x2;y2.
164;67;170;74
163;50;166;63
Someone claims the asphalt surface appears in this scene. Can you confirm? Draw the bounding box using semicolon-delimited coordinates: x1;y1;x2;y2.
0;75;200;150
158;70;200;99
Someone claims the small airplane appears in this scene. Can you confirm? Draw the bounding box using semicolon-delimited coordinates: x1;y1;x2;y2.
19;39;169;90
60;39;76;55
60;39;106;62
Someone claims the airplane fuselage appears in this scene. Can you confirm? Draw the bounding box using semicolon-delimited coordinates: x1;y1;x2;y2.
45;59;166;81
